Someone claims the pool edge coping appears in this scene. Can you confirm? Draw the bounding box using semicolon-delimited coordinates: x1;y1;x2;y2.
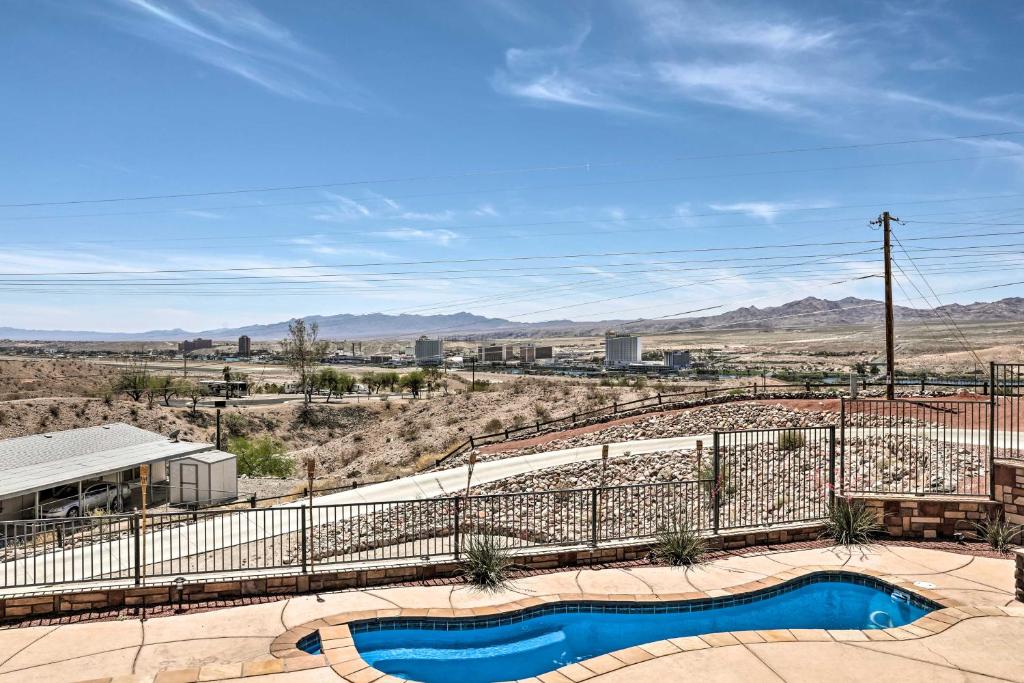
157;565;1016;683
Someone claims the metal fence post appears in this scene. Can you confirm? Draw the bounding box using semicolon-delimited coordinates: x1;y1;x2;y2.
300;509;308;574
590;487;599;547
453;496;462;560
828;426;837;509
131;513;141;586
839;397;846;496
989;361;997;500
712;432;721;534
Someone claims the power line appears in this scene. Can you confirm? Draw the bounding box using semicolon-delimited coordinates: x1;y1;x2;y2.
890;228;984;365
4;130;1023;209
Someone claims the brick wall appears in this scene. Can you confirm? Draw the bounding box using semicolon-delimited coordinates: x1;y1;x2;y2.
995;459;1024;527
856;461;1024;540
860;497;996;539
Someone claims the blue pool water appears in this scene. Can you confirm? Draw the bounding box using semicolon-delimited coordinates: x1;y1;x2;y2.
344;575;934;683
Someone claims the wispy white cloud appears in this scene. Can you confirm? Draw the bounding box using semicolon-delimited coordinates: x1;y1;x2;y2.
374;228;460;246
311;193;374;222
92;0;367;105
883;91;1024;128
708;200;837;223
487;0;1021;136
491;23;650;114
182;209;223;220
632;0;839;53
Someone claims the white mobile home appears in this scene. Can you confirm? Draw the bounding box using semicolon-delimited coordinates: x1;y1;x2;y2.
0;423;218;521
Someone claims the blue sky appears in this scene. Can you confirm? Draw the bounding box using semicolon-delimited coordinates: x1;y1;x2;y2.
2;0;1024;333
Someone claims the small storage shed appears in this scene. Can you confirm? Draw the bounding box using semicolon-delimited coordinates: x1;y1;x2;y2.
169;450;237;505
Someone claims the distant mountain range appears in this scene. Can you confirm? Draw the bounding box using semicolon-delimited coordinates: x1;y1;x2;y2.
2;297;1023;342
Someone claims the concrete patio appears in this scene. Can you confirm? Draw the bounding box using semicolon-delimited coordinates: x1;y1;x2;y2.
0;544;1020;683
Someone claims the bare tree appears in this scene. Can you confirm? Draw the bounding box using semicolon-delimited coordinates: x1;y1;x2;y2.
117;358;149;402
150;375;179;406
181;380;207;415
282;319;330;407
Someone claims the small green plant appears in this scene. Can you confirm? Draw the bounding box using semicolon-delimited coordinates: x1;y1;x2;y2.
228;436;294;478
777;430;806;451
460;535;513;590
223;411;250;437
824;497;883;545
971;514;1022;553
652;519;706;566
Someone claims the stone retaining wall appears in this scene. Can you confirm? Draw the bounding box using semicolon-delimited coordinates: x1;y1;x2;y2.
0;522;822;623
856;460;1024;540
995;459;1024;527
860;497;997;539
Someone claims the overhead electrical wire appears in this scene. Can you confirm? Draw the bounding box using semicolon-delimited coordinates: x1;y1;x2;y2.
3;129;1022;209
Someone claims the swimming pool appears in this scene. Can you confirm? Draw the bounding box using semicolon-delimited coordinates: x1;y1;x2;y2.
344;574;936;683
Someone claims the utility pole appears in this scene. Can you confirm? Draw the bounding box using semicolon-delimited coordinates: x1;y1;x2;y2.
872;211;898;400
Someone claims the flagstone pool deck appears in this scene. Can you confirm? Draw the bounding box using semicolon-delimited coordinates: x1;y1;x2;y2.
1;544;1021;683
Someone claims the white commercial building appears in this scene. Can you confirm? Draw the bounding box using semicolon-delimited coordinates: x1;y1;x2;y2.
604;332;642;368
414;336;444;364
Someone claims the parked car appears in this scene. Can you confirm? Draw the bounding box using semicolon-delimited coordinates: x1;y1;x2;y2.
40;482;131;518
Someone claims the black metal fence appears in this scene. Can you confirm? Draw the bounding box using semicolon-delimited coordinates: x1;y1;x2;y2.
992;363;1024;461
0;472;780;589
840;398;990;497
4;366;1024;591
713;427;835;530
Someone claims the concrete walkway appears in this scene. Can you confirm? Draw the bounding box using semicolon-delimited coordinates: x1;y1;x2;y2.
0;544;1018;682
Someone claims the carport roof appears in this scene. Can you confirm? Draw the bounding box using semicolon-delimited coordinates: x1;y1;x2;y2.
0;423;212;499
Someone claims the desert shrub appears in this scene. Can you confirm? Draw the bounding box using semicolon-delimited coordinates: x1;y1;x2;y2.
533;403;551;421
652;519;706;566
0;411;7;426
460;535;513;590
483;418;503;434
183;409;211;427
971;514;1022;553
48;404;60;418
823;498;883;545
294;405;348;428
698;461;736;501
228;436;294;478
223;411;250;437
511;414;526;428
777;430;806;451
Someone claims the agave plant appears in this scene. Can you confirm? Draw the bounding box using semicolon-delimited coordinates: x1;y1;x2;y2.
971;514;1023;553
460;535;514;590
652;518;707;566
823;497;883;545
